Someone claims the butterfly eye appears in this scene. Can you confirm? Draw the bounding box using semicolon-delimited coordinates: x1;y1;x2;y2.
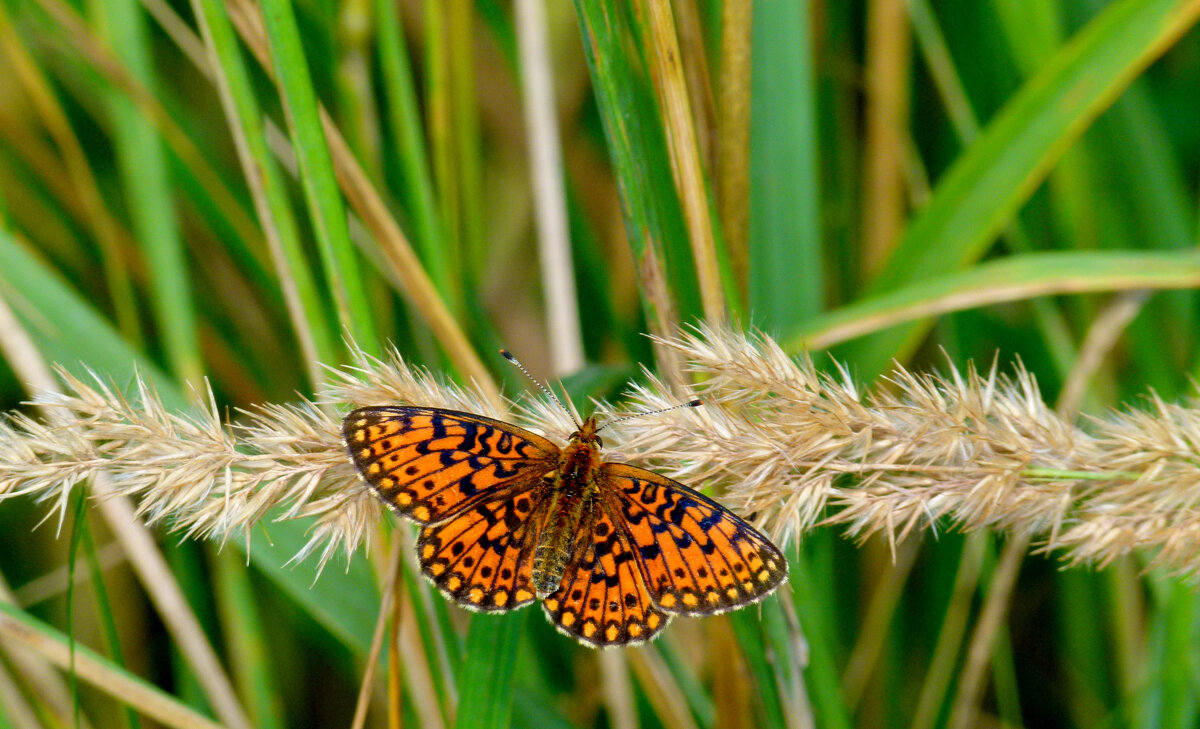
595;434;604;448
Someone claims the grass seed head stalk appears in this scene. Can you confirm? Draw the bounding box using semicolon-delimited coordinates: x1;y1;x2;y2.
0;327;1195;574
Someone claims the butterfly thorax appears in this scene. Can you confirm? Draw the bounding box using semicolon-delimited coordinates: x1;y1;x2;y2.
531;418;603;598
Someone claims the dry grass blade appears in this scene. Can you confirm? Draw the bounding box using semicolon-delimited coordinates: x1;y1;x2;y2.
643;0;725;323
0;605;225;729
515;0;584;375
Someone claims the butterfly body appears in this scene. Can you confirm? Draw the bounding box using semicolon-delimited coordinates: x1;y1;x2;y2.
531;418;603;597
344;405;787;647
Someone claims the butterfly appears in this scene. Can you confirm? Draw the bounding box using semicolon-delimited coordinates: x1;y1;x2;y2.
342;364;787;647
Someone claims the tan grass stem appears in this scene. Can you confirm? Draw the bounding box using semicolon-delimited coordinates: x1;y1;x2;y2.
599;649;637;729
90;486;254;729
947;534;1028;729
715;0;752;295
643;0;725;323
515;0;584;375
351;536;403;729
629;646;699;729
841;538;920;709
909;533;986;729
0;605;224;729
0;576;94;729
0;659;42;729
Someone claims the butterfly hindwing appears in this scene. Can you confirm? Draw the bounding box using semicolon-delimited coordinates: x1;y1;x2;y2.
600;464;787;615
417;494;541;611
343;406;558;523
542;504;670;647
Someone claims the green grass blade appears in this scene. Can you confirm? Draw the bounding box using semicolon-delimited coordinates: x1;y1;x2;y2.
88;0;201;385
749;0;823;333
375;0;453;311
571;0;701;326
1152;580;1199;728
232;519;380;655
910;0;1080;383
66;486;87;729
1097;86;1196;392
448;1;486;286
191;0;337;382
845;0;1200;377
453;611;527;729
728;605;786;729
789;249;1200;352
259;0;378;352
81;524;141;729
213;549;286;729
655;638;715;727
790;552;852;729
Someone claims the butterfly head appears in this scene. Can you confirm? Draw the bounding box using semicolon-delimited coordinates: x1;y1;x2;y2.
500;348;700;451
569;416;603;448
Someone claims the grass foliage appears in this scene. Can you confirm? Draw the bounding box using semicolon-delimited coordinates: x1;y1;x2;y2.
0;0;1199;727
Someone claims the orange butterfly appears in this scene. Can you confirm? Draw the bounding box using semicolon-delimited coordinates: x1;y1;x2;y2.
343;358;787;647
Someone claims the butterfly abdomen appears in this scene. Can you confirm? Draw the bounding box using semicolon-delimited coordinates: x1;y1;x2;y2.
532;439;601;597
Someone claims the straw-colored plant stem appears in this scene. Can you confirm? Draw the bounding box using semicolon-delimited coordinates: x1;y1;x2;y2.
909;533;987;729
516;0;584;375
0;602;224;729
628;646;699;729
860;0;910;276
349;536;403;729
643;0;726;324
0;574;83;729
841;539;919;709
716;0;752;299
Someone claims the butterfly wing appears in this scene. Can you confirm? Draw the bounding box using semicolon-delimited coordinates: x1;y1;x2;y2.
600;464;787;615
343;406;558;523
416;492;542;611
542;503;670;647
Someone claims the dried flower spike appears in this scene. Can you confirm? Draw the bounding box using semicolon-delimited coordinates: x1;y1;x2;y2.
0;328;1197;576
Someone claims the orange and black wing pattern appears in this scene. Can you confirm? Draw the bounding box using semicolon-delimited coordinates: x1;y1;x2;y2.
343;406;558;524
599;464;787;615
416;492;543;611
542;504;670;647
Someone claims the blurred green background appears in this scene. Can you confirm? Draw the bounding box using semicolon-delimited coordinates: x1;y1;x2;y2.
1;0;1199;727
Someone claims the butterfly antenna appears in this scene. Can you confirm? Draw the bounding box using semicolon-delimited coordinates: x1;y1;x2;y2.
500;349;581;428
596;399;703;433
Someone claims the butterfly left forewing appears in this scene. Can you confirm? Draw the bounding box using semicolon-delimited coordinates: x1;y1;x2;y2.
542;504;670;647
343;406;558;523
600;463;787;616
